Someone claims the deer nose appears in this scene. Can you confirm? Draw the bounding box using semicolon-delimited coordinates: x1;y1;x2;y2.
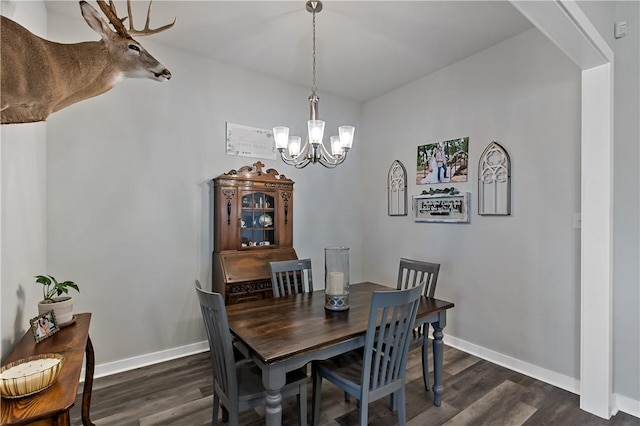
156;69;172;80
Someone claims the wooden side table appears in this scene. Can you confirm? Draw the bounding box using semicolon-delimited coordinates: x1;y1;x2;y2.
1;312;95;426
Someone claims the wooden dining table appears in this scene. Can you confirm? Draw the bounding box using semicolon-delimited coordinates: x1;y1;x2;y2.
225;281;455;426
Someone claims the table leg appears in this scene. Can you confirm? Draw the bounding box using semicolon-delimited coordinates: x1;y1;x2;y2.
265;389;283;426
262;367;286;426
432;313;447;407
82;335;96;426
54;410;70;425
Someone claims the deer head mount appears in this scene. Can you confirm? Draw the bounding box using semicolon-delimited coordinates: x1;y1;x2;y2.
0;0;175;125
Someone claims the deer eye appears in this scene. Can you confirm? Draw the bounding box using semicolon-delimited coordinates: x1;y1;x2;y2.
128;44;140;52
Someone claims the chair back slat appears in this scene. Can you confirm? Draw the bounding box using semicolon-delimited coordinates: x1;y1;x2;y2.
269;259;313;298
397;258;440;298
362;285;423;393
195;281;237;403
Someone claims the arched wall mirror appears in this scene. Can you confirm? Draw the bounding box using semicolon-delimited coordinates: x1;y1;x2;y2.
388;160;407;216
478;141;511;215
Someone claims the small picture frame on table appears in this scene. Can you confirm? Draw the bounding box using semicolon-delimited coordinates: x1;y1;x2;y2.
30;310;59;343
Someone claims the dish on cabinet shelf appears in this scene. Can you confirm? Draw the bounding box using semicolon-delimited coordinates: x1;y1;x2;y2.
258;214;273;227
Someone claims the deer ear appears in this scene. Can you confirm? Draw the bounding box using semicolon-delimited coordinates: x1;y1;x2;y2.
79;0;113;40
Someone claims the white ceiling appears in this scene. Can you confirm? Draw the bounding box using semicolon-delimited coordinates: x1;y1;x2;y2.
45;1;534;103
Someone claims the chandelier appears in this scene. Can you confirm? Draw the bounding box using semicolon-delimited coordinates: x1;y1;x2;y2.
273;1;355;169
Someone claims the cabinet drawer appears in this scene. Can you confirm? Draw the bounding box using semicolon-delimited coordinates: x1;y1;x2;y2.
226;280;273;304
218;248;298;284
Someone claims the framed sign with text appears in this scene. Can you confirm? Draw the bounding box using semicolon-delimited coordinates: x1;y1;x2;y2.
412;192;470;223
225;122;276;160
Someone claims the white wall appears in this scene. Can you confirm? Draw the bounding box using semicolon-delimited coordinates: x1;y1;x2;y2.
0;1;48;359
361;28;582;379
37;9;362;365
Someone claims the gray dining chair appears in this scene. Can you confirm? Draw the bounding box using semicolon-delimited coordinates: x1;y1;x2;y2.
269;258;313;298
311;284;424;426
397;258;441;392
196;280;250;361
195;282;308;426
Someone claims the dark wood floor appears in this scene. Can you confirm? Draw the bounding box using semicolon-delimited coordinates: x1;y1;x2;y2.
71;344;638;425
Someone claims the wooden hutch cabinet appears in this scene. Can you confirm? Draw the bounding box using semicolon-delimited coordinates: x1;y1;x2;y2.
212;162;298;304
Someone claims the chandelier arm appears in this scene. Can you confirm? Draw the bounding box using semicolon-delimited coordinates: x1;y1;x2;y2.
316;141;333;160
278;142;314;168
318;153;347;168
279;151;312;168
317;141;344;162
315;143;347;168
295;160;312;169
317;161;338;169
279;149;308;162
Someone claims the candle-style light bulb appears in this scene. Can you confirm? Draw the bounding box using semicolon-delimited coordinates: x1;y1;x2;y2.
288;136;301;156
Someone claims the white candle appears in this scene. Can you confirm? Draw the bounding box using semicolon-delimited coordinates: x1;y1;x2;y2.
327;271;344;295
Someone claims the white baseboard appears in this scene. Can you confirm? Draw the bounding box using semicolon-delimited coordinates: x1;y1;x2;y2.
614;392;640;419
82;341;209;380
443;334;640;419
83;337;640;420
442;334;580;394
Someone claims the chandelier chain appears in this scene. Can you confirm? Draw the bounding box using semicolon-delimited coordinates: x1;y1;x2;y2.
311;8;317;94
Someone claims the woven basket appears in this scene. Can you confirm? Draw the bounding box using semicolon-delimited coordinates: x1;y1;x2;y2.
0;353;64;399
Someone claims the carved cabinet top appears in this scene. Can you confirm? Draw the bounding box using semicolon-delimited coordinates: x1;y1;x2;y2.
214;161;294;186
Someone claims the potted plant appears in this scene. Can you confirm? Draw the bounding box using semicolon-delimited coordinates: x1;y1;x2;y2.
36;275;79;326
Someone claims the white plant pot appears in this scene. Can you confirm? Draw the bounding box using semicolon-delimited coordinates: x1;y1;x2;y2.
38;296;74;325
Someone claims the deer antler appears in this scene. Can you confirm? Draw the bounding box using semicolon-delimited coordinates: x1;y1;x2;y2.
96;0;175;37
95;0;130;37
125;0;175;36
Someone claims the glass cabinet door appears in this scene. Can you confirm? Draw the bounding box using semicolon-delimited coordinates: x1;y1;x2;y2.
240;192;275;248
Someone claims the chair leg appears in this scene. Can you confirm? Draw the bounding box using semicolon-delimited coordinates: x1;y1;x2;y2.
229;409;239;426
298;381;308;426
422;335;430;392
357;401;368;426
397;388;406;426
222;405;229;422
212;394;220;426
312;364;322;426
389;392;397;412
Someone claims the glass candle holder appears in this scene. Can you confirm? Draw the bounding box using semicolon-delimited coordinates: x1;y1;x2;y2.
325;246;349;311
